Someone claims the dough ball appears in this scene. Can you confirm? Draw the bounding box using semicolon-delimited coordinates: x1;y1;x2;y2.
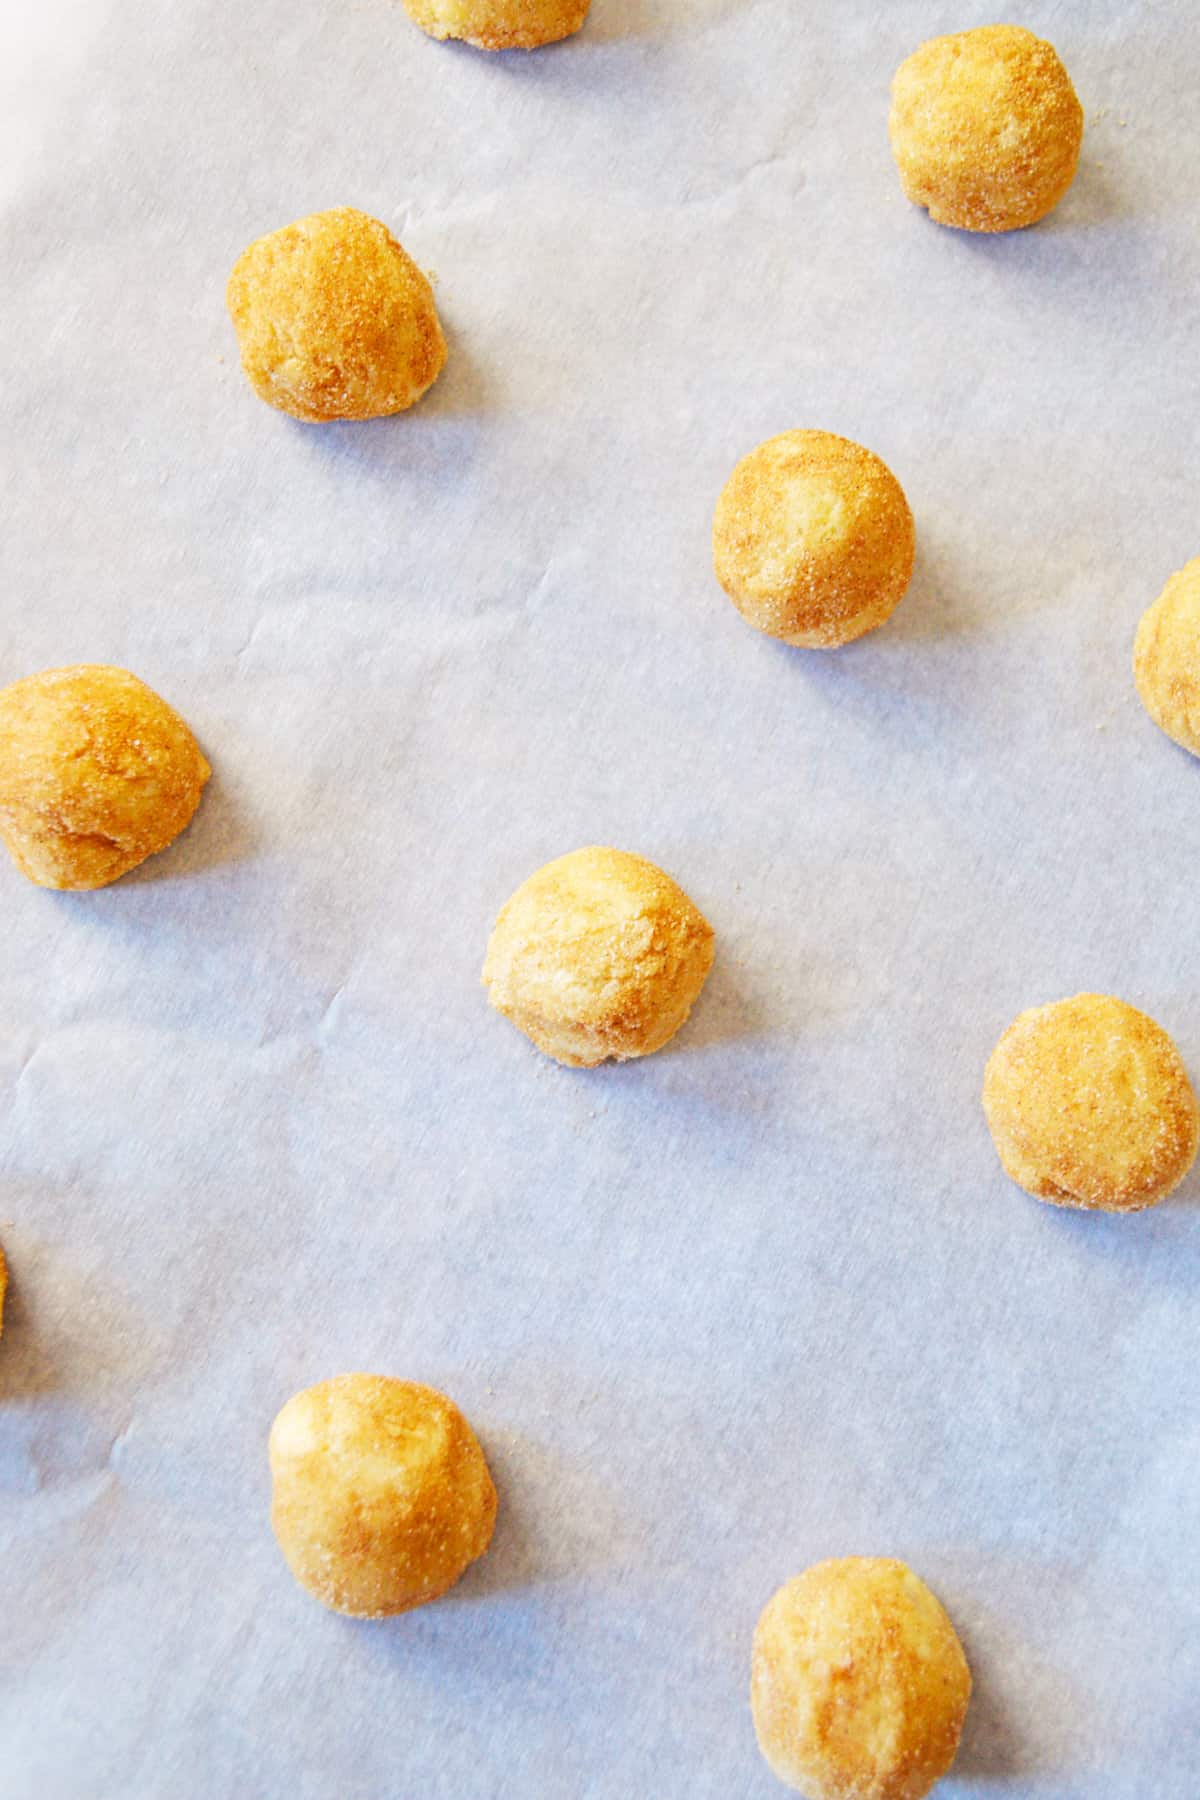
751;1558;971;1800
889;26;1083;233
402;0;590;49
1134;556;1200;758
482;846;715;1067
712;431;914;648
0;665;210;891
227;208;446;422
983;993;1199;1213
0;1245;7;1341
269;1375;497;1619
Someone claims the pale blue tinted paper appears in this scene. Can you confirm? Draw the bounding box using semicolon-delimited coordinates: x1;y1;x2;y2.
0;2;1197;1796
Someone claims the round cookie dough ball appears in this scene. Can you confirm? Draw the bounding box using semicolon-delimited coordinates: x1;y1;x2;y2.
403;0;590;50
752;1558;971;1800
0;665;210;891
226;208;446;422
269;1375;497;1618
713;431;915;648
889;26;1083;234
1134;556;1200;758
482;846;715;1068
983;993;1199;1213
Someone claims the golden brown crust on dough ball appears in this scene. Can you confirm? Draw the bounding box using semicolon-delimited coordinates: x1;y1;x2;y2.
713;431;915;648
402;0;590;50
0;665;210;891
1134;557;1200;758
226;208;446;422
889;26;1083;234
751;1558;971;1800
269;1375;497;1619
983;993;1199;1213
482;846;715;1068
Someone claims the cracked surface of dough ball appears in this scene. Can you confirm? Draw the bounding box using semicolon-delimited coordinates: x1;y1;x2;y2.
1134;556;1200;758
0;666;210;891
752;1558;971;1800
483;846;714;1067
983;993;1199;1213
889;26;1083;233
269;1375;496;1619
403;0;589;49
227;208;446;422
713;431;914;648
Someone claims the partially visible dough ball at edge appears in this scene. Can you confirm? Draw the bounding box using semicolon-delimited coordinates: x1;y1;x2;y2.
1133;557;1200;757
402;0;591;50
983;993;1200;1213
751;1556;972;1800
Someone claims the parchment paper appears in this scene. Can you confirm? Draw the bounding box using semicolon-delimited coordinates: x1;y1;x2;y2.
1;2;1198;1795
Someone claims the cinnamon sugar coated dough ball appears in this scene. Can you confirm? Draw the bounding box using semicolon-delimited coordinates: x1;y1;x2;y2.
983;994;1199;1213
889;26;1083;233
482;846;715;1067
1134;557;1200;757
269;1376;497;1619
752;1558;971;1800
713;431;914;648
226;208;446;422
0;666;210;890
402;0;590;49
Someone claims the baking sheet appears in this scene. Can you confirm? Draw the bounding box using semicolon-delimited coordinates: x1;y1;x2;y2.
1;1;1198;1794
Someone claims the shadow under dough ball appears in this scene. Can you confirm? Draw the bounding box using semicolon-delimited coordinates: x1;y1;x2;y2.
402;0;590;49
0;665;210;890
482;846;714;1067
751;1557;971;1799
227;207;446;422
269;1375;497;1619
1134;555;1200;757
712;430;914;648
983;993;1200;1212
889;25;1083;233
